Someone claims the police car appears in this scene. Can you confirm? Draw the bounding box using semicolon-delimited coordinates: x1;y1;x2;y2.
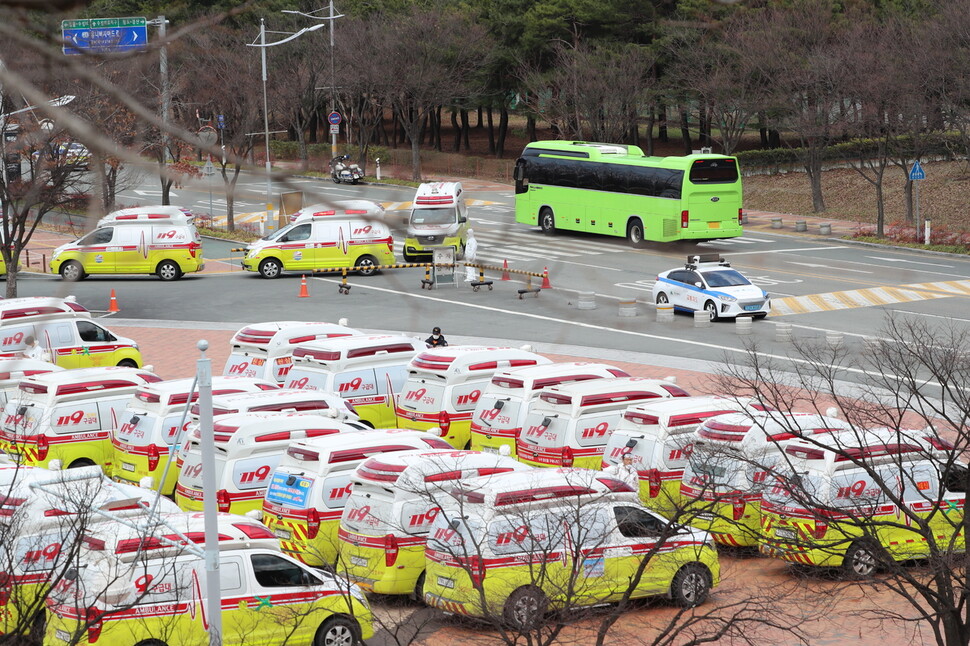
652;254;769;321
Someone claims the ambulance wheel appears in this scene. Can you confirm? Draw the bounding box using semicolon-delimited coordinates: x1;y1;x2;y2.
135;640;168;646
670;562;711;607
503;586;547;630
314;615;362;646
117;359;138;368
539;208;555;235
704;300;719;321
411;571;426;603
843;540;880;578
59;261;84;282
627;218;646;248
156;260;182;281
355;255;378;276
68;458;96;469
258;258;283;279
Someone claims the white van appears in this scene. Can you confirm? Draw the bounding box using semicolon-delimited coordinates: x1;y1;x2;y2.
50;206;204;281
288;199;386;224
110;375;279;495
602;396;772;516
517;377;691;470
285;334;425;428
242;210;395;278
469;362;631;457
223;320;359;383
46;511;373;646
0;358;63;407
0;367;161;470
404;182;469;262
680;411;849;547
260;428;453;566
0;296;143;369
396;346;550;449
175;411;369;515
424;468;720;625
338;449;527;597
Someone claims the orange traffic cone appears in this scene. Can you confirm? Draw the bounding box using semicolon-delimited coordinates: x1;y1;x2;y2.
541;267;552;289
299;275;309;298
108;289;120;313
501;259;511;281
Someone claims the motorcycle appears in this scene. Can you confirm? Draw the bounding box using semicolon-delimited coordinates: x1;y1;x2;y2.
330;155;364;185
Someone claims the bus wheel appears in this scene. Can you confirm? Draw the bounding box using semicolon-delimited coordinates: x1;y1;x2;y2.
539;208;556;235
355;255;379;276
627;219;646;248
59;261;85;282
258;258;283;279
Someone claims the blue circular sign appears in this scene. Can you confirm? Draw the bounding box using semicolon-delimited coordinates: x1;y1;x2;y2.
328;111;341;125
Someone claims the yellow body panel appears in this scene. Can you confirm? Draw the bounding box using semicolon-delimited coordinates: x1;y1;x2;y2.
49;248;203;277
111;450;180;496
0;435;112;470
242;243;394;274
338;531;426;595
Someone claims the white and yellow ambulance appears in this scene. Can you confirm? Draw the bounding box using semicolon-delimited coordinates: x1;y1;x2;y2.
395;346;549;449
288;199;386;223
175;411;369;515
423;468;720;626
223;320;359;384
285;334;425;428
109;375;278;495
680;411;849;547
45;511;374;646
337;449;526;597
516;377;691;470
0;296;143;369
0;367;161;470
760;428;966;577
403;182;469;262
260;428;452;567
50;206;204;281
469;362;630;457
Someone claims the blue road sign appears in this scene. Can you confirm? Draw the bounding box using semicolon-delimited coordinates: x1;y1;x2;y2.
217;114;226;130
61;18;148;55
910;160;926;181
328;111;342;125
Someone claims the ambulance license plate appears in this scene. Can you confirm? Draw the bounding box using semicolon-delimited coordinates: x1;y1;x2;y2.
350;556;368;567
274;528;291;540
775;528;796;540
482;446;498;454
55;629;71;643
437;576;455;589
121;462;136;472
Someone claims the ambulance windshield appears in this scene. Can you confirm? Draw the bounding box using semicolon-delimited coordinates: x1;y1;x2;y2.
262;224;295;241
410;208;458;226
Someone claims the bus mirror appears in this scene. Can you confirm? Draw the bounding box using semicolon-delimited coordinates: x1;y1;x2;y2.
513;164;524;181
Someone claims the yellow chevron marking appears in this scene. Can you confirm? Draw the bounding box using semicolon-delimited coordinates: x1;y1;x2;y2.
771;282;958;317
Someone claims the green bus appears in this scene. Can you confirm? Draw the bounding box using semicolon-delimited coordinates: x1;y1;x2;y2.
513;141;743;246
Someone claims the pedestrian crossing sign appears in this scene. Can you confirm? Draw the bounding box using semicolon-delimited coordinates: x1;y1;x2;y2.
909;160;925;181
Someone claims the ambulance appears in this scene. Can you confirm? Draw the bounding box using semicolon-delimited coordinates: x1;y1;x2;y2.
403;182;469;262
241;208;395;278
516;378;691;470
469;362;631;457
0;367;161;470
50;205;203;281
223;320;359;384
338;449;526;597
45;511;374;646
175;412;370;515
680;411;849;547
395;346;549;449
288;199;385;224
259;429;452;566
285;334;425;428
0;465;180;638
601;396;773;516
760;428;965;577
0;296;143;369
109;375;278;495
0;358;63;407
423;468;720;627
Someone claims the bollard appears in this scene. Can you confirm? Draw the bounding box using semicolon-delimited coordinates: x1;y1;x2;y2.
577;292;596;310
819;223;832;236
735;316;753;336
655;304;674;322
618;299;637;317
771;217;783;229
795;221;807;232
42;254;47;273
774;321;793;342
693;310;712;328
826;331;844;348
24;249;29;268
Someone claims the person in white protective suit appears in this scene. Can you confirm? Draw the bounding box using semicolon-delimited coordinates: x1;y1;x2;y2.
464;229;478;282
603;450;640;491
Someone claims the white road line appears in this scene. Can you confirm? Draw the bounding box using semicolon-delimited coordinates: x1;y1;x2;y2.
727;245;848;256
866;256;953;268
886;309;970;323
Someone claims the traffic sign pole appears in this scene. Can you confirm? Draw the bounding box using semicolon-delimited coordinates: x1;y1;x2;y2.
910;160;926;243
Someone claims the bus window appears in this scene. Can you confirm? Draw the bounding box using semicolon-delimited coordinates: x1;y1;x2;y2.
689;159;738;184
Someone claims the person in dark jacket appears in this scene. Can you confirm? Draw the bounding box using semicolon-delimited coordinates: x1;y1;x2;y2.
426;327;448;347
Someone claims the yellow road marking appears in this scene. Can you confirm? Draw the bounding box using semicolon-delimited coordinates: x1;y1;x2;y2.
770;280;969;317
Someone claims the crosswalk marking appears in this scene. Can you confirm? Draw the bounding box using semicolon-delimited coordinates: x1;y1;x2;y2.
771;281;970;316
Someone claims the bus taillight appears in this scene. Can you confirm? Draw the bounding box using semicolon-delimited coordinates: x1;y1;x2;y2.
738;209;743;226
681;211;689;229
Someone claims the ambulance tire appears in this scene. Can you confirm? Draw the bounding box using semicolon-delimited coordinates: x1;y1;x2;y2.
355;255;379;276
627;218;646;248
503;586;547;630
258;258;283;279
117;359;139;368
670;562;711;607
68;458;96;469
314;615;362;646
411;571;426;603
539;208;555;235
59;261;85;282
156;260;182;281
135;640;168;646
842;540;881;578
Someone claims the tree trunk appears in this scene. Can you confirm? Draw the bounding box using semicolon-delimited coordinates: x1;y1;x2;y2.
434;106;443;152
460;109;470;151
679;109;692;155
658;104;668;143
644;109;654;156
451;109;461;152
904;179;914;223
476;106;483;128
805;147;826;212
5;262;17;298
410;129;423;181
526;115;536;142
875;181;885;237
486;107;495;155
497;107;509;157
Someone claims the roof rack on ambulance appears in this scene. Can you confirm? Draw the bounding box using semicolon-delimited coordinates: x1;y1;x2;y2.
229;321;358;350
782;426;954;468
449;467;637;507
97;205;195;227
414;182;462;207
408;345;548;376
291;200;385;220
292;334;423;367
685;254;730;270
0;296;89;323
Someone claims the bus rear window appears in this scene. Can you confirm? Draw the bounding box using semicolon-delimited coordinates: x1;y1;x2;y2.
689;159;738;184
